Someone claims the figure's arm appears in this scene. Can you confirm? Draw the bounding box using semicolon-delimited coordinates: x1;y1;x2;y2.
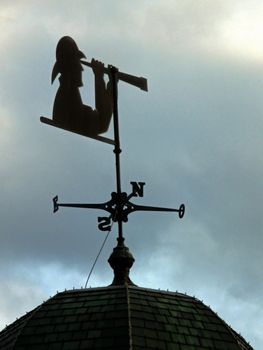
91;59;113;133
91;59;108;111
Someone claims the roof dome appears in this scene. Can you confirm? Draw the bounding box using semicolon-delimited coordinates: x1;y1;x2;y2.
0;285;253;350
0;240;253;350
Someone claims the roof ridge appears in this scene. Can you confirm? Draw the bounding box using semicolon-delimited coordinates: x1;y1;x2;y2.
125;284;133;350
128;285;199;299
0;311;32;349
199;299;254;350
226;323;254;350
10;301;44;347
56;285;123;293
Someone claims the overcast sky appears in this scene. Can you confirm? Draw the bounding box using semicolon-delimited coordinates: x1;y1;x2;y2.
0;0;262;348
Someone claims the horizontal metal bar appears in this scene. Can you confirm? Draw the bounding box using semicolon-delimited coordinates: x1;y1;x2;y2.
130;204;180;213
58;203;106;210
40;117;115;145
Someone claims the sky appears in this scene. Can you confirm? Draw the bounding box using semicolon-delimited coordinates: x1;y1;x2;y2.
0;0;262;348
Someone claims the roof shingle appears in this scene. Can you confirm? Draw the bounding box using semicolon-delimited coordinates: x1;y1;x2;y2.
0;285;253;350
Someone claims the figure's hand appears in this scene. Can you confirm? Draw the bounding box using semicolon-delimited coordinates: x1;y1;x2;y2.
91;58;105;76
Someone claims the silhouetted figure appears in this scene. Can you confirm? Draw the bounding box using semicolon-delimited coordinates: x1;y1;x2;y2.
51;36;112;136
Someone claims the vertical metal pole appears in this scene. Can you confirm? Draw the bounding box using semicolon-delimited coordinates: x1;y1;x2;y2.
110;66;123;241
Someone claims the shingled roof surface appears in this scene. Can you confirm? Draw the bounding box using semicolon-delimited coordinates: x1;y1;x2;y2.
0;285;253;350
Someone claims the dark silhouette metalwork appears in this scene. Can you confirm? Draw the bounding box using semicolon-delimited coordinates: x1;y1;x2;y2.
41;36;147;145
41;36;184;249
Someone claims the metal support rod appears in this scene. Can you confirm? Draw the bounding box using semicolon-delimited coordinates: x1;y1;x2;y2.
111;66;123;241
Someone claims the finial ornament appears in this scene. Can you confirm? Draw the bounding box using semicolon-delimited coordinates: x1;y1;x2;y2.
108;237;135;286
41;36;185;283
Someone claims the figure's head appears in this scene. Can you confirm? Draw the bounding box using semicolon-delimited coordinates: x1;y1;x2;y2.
52;36;86;86
56;36;85;65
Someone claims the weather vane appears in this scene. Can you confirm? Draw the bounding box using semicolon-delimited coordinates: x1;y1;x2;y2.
41;36;185;247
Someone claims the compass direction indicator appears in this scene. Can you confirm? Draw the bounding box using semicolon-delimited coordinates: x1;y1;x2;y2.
42;36;185;251
53;182;185;231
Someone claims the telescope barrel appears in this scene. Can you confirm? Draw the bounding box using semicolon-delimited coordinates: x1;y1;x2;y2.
80;60;148;92
118;71;148;92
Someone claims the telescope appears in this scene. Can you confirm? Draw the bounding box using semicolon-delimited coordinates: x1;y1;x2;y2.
80;60;148;92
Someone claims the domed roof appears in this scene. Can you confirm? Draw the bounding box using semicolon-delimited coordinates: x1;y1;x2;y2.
0;284;253;350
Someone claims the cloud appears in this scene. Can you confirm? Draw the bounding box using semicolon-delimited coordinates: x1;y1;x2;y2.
0;262;88;330
218;1;263;61
0;274;45;330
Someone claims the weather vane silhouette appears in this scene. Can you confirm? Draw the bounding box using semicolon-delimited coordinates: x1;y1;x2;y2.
41;36;185;248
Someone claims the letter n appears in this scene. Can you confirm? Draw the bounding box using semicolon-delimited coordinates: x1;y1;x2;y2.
130;181;145;197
